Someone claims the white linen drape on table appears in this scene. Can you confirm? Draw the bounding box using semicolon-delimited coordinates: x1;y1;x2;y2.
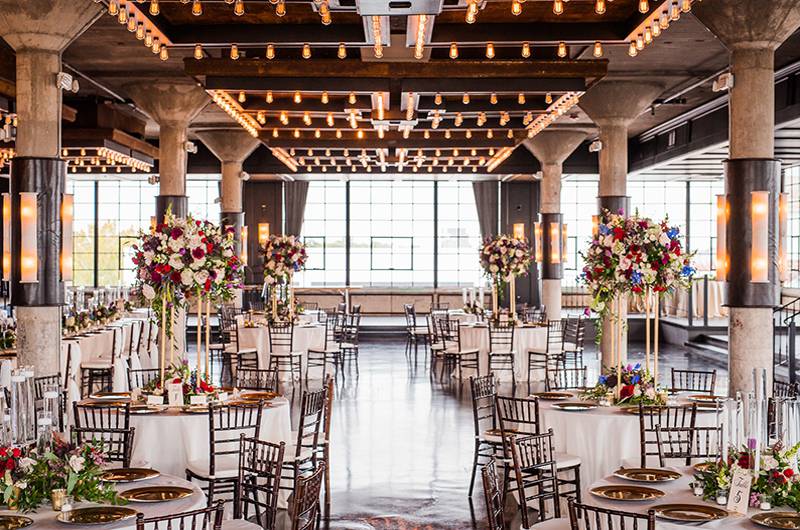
236;325;326;379
457;324;549;381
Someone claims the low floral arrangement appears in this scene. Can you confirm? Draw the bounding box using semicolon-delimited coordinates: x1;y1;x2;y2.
2;437;122;512
693;442;800;509
261;234;307;286
479;235;532;302
142;360;218;404
0;315;16;350
462;301;483;315
266;297;302;324
582;363;667;406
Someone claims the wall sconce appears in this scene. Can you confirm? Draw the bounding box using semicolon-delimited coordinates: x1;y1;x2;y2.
150;215;157;231
61;194;73;282
258;222;271;245
591;215;600;238
19;192;38;283
533;222;542;262
241;225;248;267
715;195;728;281
561;224;568;263
780;192;789;283
2;193;9;279
549;222;561;264
512;223;525;239
750;190;769;283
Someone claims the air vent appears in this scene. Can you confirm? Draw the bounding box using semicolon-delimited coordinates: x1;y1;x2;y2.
356;0;443;15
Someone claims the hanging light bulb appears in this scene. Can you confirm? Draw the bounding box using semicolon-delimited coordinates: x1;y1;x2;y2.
136;22;145;40
490;93;498;105
294;91;302;104
670;1;680;20
681;0;691;12
659;9;670;29
557;42;567;58
466;129;472;139
266;44;275;59
638;0;649;13
293;129;300;138
234;0;245;15
628;41;638;57
264;91;273;104
651;19;662;37
108;0;119;16
279;111;288;124
336;129;343;138
151;36;161;53
302;43;311;59
194;44;204;60
553;0;563;15
238;91;246;103
485;42;495;59
486;129;493;139
348;92;357;105
636;33;644;51
372;16;384;58
192;0;203;16
272;128;279;138
321;91;329;104
593;41;603;57
521;42;531;58
644;26;653;44
449;42;459;59
126;14;137;32
338;43;347;59
455;113;463;127
275;0;286;17
303;112;312;126
159;46;169;61
327;113;334;127
511;0;522;16
462;93;470;105
149;0;160;15
230;44;239;60
595;0;606;14
518;93;526;105
434;93;443;105
545;92;553;104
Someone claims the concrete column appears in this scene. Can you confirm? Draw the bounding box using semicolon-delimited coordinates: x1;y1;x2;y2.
694;0;800;396
523;129;589;322
125;82;209;220
0;0;102;375
579;81;665;372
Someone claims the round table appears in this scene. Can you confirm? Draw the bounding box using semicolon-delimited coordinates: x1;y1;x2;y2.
0;473;205;530
129;397;292;477
539;399;718;486
458;323;549;381
237;324;326;379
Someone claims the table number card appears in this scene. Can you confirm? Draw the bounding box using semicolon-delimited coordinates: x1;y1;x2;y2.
727;467;752;515
167;383;183;407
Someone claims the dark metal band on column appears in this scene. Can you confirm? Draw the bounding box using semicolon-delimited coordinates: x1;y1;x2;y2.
598;195;631;218
539;212;563;280
9;157;65;306
155;195;188;221
724;158;781;308
220;211;244;257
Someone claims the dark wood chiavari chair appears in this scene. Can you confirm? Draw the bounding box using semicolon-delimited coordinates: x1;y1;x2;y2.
33;373;65;432
523;306;547;326
136;501;224;530
656;423;721;467
562;316;586;368
509;430;562;529
72;402;135;467
403;304;430;360
775;379;799;398
468;375;502;497
528;320;565;387
338;313;361;374
638;404;696;467
185;401;264;506
127;368;161;391
281;387;327;495
670;368;717;395
235;368;279;392
235;322;260;372
438;318;479;380
481;458;505;530
234;436;285;530
568;499;655;530
290;463;326;530
545;365;588;391
488;321;516;386
427;309;449;371
307;311;343;381
321;375;335;521
267;321;302;381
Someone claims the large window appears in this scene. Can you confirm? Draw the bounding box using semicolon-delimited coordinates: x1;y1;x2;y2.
561;179;599;286
299;181;346;286
71;181;96;287
785;167;800;288
438;181;484;287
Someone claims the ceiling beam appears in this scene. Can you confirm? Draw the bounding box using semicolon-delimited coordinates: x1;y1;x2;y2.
430;22;630;44
400;78;586;93
205;77;392;92
168;23;366;46
262;133;520;149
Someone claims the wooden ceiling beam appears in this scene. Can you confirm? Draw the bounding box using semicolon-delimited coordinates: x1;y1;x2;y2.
205;76;392;92
417;96;550;112
400;77;587;93
262;133;519;149
168;23;366;46
430;22;631;43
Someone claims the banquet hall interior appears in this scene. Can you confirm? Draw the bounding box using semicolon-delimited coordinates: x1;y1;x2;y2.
3;0;800;529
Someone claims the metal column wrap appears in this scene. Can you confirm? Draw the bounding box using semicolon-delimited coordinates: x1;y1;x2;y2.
155;195;188;221
539;212;563;280
598;195;631;218
220;211;244;257
9;157;65;306
724;158;781;308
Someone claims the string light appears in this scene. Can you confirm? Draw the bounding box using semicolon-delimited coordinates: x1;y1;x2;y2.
545;93;553;104
485;42;495;59
449;43;459;59
518;93;526;105
230;44;239;60
521;42;531;58
294;91;302;104
266;91;274;104
490;93;498;105
192;0;202;16
557;42;568;58
628;41;638;57
194;44;203;60
372;16;384;59
595;0;606;14
639;0;649;13
338;43;347;59
149;0;159;15
511;0;522;16
303;112;312;126
238;91;246;103
434;93;443;105
302;43;311;59
322;92;329;104
266;44;275;59
327;113;335;127
275;0;286;17
553;0;564;15
414;15;428;60
465;0;479;23
234;0;245;16
593;41;603;57
349;92;357;105
463;93;470;105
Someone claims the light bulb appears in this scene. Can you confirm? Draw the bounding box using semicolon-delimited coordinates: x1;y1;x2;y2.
302;43;311;59
272;128;279;138
636;34;644;50
659;10;670;29
490;93;498;105
321;91;329;104
593;41;603;57
238;91;246;103
136;22;145;40
595;0;606;14
194;44;203;60
127;15;137;32
294;129;300;138
521;42;531;58
462;93;470;105
628;41;638;57
149;0;159;15
557;41;567;58
518;93;525;104
638;0;649;13
327;113;334;127
545;93;553;104
434;93;443;105
230;44;239;60
681;0;691;12
348;92;356;105
144;31;153;47
294;91;302;104
303;112;311;125
652;19;661;37
192;0;202;16
266;44;275;59
449;42;458;59
275;0;286;16
486;129;493;139
151;37;160;53
159;46;169;61
108;0;119;16
466;129;472;139
644;26;652;44
485;42;495;59
234;0;244;15
338;43;347;59
553;0;563;15
670;1;680;20
511;0;522;16
266;91;273;104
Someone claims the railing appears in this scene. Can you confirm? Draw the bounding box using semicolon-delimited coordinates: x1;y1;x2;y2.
774;296;800;385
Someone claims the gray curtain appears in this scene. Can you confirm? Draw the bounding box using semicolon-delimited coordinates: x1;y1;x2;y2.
284;181;309;236
472;181;498;240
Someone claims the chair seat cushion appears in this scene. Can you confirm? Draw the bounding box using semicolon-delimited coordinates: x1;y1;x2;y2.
529;517;571;530
444;348;479;356
271;350;303;357
412;328;430;335
308;347;340;355
555;452;581;470
222;520;262;530
225;347;258;355
490;350;516;356
81;362;112;370
339;342;358;349
186;455;239;479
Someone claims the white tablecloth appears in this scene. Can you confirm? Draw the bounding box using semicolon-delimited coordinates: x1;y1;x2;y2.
129;397;292;478
458;324;549;381
0;473;206;530
539;400;718;486
237;325;326;379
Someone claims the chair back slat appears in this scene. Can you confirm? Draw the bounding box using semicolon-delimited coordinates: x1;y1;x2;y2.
236;436;285;530
72;402;134;466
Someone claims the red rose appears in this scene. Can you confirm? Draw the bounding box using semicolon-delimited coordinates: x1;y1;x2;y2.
620;384;635;399
5;459;14;471
785;468;794;478
11;448;20;458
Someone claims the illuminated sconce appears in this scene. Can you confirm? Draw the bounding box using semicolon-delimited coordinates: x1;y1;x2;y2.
1;193;9;279
561;224;568;263
715;195;728;281
512;223;525;239
549;222;561;264
258;222;271;245
19;192;38;283
750;191;769;283
591;215;600;238
61;194;74;282
780;192;789;282
241;225;249;267
534;222;543;262
150;216;157;231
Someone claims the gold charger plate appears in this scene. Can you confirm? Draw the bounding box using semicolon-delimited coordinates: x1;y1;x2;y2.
687;394;721;403
752;512;800;529
552;401;597;412
653;504;728;522
0;515;33;530
590;485;665;501
239;391;278;401
100;467;160;483
130;405;164;415
693;461;717;473
83;401;128;408
182;405;209;414
89;392;130;400
613;468;682;482
532;392;573;401
621;405;665;415
120;486;194;503
57;507;139;525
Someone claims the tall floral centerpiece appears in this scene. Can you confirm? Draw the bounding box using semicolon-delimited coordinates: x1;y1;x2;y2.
479;235;533;319
581;211;694;402
260;235;307;321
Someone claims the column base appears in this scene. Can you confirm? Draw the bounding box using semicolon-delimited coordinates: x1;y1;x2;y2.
155;195;188;221
541;279;561;322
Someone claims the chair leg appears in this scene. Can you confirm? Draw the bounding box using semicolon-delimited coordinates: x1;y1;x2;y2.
468;440;480;497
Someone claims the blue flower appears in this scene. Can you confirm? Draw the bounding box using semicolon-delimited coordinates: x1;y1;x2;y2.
632;375;641;385
631;271;643;285
681;265;696;277
634;362;641;370
667;227;679;239
598;375;607;385
598;224;611;235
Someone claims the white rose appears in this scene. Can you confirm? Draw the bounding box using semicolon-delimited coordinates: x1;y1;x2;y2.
142;284;156;301
69;455;85;473
194;270;209;286
190;257;206;270
181;269;194;286
223;249;233;258
168;238;183;252
168;255;184;270
15;481;27;490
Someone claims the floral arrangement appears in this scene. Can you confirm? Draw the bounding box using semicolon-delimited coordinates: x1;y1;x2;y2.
479;235;532;301
142;359;218;404
693;442;800;509
0;315;15;350
261;234;307;285
3;437;122;512
582;363;667;406
580;211;695;322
